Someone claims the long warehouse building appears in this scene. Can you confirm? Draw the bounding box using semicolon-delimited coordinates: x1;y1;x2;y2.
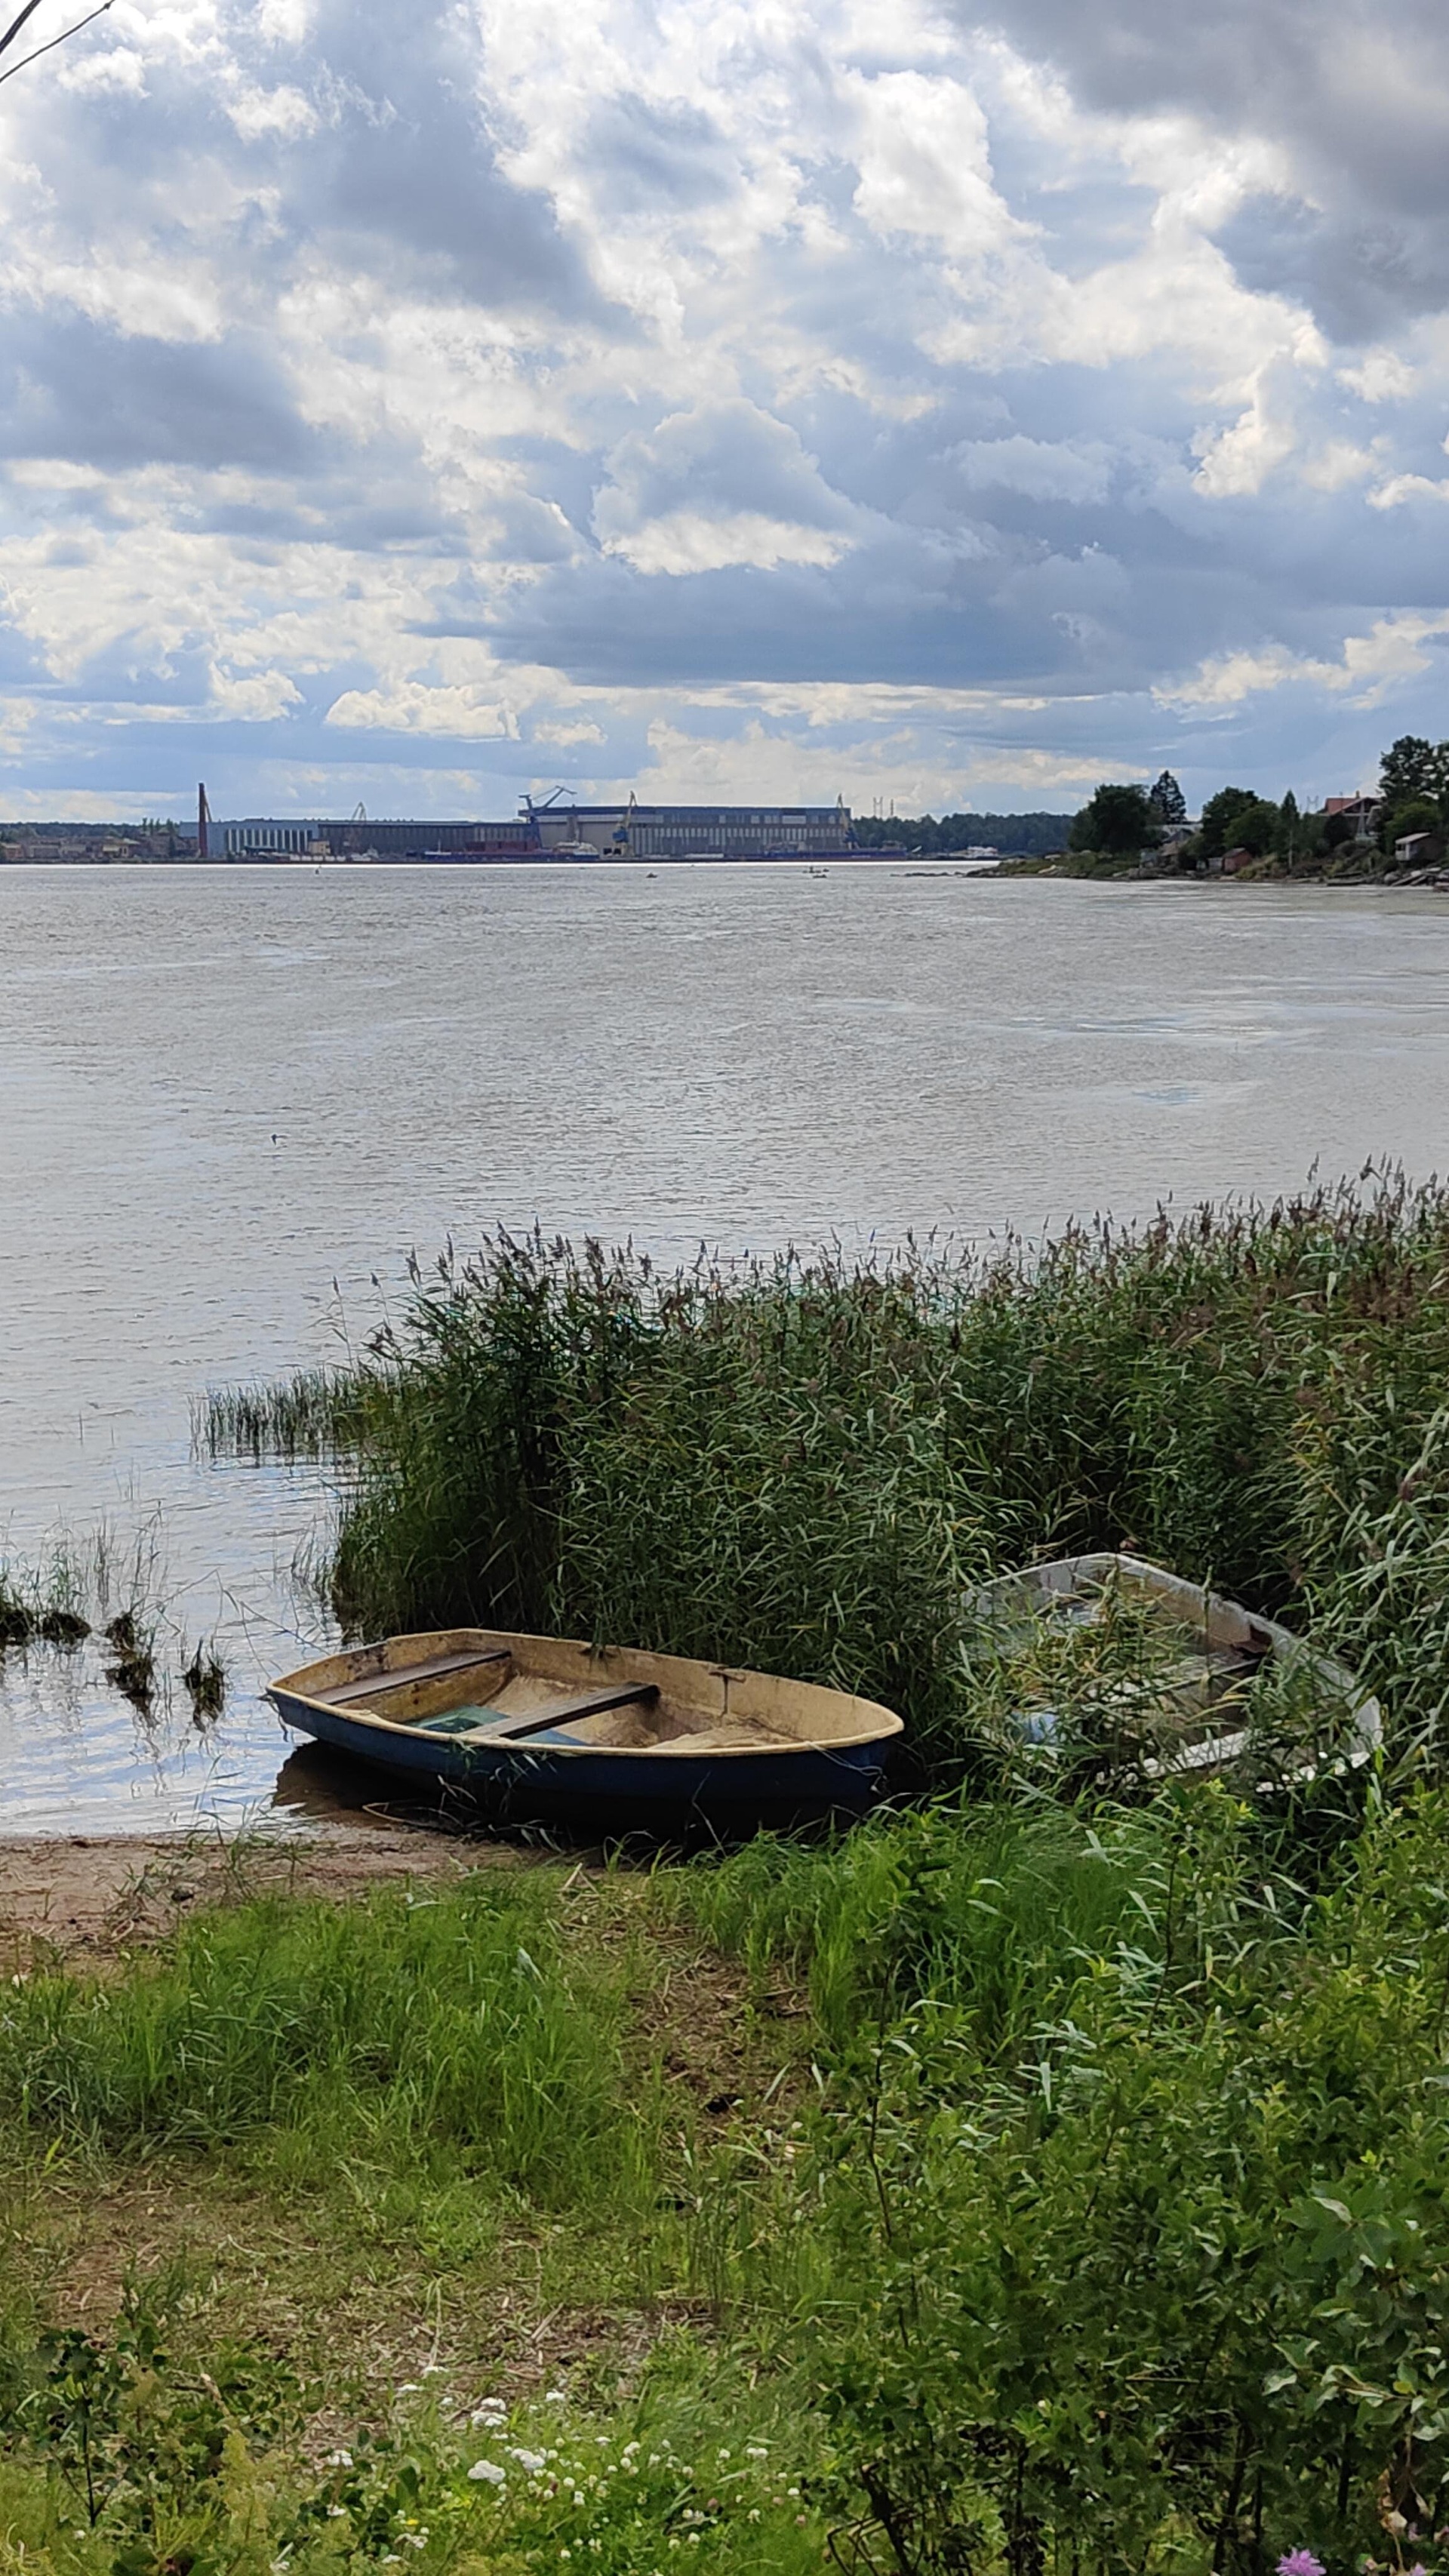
212;799;857;860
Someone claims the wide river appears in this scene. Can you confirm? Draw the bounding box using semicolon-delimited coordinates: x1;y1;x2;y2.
5;860;1449;1835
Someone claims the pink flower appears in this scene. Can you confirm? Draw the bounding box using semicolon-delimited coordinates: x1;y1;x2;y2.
1277;2555;1326;2576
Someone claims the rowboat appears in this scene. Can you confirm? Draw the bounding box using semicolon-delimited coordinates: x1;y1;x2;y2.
266;1628;903;1829
964;1553;1380;1781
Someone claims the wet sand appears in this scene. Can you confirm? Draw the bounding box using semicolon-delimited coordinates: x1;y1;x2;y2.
0;1823;510;1961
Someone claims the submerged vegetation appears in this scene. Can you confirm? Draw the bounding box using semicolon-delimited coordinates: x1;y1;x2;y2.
0;1521;229;1725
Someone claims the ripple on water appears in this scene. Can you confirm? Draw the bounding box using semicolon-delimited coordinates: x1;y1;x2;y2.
6;865;1449;1831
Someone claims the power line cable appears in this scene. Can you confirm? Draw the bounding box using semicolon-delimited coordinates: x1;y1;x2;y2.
0;0;113;85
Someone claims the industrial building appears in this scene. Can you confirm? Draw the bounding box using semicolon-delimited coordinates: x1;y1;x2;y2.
204;793;857;862
213;815;537;860
524;796;854;858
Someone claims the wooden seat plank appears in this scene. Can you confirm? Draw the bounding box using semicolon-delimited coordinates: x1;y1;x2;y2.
443;1681;658;1744
318;1647;510;1707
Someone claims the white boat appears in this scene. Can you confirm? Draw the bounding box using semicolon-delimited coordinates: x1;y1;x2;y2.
964;1552;1380;1781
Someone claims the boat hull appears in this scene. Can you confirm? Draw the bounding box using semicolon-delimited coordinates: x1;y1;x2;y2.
269;1688;892;1826
965;1552;1380;1781
266;1630;902;1830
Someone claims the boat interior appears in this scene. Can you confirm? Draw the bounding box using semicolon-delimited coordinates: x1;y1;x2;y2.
274;1630;902;1758
974;1555;1273;1742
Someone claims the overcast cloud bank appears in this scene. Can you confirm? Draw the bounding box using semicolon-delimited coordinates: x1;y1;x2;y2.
2;0;1447;817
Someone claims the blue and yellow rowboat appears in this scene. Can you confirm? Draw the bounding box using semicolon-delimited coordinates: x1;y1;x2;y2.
267;1627;903;1830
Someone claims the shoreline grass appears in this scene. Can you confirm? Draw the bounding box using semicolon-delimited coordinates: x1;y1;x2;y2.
7;1795;1449;2571
37;1171;1449;2570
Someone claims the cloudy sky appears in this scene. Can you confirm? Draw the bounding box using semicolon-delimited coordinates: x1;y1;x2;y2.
2;0;1448;821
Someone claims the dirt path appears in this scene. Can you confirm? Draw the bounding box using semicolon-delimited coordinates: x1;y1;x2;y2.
0;1823;510;1961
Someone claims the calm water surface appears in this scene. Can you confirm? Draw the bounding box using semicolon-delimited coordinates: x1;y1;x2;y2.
5;861;1449;1833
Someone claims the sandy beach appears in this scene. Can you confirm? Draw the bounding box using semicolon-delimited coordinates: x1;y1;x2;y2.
0;1823;508;1960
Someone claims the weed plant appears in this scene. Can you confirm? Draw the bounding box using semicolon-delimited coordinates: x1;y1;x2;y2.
180;1641;226;1719
5;1808;1449;2572
194;1371;368;1465
0;2285;820;2576
678;1787;1449;2572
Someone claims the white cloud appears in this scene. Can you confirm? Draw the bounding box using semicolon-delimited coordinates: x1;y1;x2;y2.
2;0;1449;816
209;666;303;719
951;436;1112;503
592;398;860;574
1337;349;1417;403
1161;611;1449;709
1191;386;1300;497
58;48;147;97
850;69;1020;262
227;85;318;141
325;682;518;736
534;716;605;745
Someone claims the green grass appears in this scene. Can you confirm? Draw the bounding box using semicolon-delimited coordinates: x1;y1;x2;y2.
46;1173;1449;2570
7;1796;1449;2572
0;1875;659;2214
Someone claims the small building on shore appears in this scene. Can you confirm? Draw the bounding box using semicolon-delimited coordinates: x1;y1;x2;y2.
1394;831;1439;867
1323;794;1383;841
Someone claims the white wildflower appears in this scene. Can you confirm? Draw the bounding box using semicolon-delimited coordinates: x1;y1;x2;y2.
468;2460;507;2486
509;2448;546;2473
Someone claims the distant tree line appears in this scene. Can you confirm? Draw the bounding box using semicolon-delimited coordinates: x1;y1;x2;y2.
1066;737;1449;875
852;737;1449;875
851;811;1074;857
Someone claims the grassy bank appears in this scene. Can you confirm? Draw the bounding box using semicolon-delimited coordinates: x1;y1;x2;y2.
20;1171;1444;2571
8;1796;1449;2571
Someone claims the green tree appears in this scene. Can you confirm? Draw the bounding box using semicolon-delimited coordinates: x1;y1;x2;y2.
1275;789;1300;869
1069;783;1160;857
1198;785;1254;857
1147;769;1187;826
1379;736;1448;808
1200;786;1280;858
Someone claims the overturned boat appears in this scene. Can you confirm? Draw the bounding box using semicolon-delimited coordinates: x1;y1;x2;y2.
267;1627;903;1830
964;1552;1381;1783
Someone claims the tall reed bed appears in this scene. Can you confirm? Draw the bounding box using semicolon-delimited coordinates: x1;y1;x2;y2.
200;1174;1449;1775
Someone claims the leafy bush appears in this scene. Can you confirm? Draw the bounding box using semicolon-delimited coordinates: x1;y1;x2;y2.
685;1787;1449;2573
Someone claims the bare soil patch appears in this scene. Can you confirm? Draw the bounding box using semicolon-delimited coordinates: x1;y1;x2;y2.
0;1825;508;1964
